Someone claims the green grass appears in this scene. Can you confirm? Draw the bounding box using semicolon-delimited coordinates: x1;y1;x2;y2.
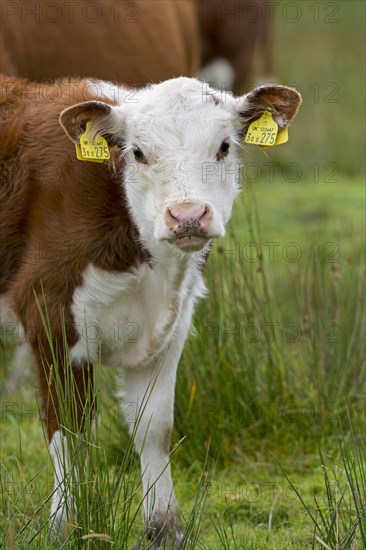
283;411;366;549
175;177;365;463
1;177;364;548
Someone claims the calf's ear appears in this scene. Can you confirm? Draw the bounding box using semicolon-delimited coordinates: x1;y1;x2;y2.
236;85;302;135
60;101;120;144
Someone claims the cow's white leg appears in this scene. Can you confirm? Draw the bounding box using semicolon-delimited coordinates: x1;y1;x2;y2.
120;333;189;546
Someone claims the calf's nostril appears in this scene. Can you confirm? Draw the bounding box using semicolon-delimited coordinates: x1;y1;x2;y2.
168;208;179;222
201;206;209;220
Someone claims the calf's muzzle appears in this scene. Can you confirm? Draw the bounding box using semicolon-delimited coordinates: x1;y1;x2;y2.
166;203;211;231
165;203;212;250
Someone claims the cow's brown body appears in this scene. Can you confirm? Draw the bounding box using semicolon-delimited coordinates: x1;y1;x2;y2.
1;0;273;93
1;0;200;85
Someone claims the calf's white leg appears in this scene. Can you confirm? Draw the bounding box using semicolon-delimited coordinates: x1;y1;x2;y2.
120;337;188;546
49;431;72;533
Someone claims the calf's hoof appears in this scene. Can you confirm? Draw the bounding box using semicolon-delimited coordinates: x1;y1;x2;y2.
147;516;184;548
48;511;68;542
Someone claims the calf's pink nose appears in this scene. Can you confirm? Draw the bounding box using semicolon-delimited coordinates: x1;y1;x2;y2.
169;204;206;223
166;203;212;231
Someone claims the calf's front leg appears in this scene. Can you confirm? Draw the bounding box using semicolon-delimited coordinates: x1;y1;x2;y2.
120;345;185;547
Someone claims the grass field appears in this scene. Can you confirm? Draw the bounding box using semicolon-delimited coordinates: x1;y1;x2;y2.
1;0;365;548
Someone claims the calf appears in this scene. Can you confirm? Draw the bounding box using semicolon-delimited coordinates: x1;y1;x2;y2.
0;75;301;545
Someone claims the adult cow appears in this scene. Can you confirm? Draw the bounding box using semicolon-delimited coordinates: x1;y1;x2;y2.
0;74;301;545
1;0;274;93
0;0;200;85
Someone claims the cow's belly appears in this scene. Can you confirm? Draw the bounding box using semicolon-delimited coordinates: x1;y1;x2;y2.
70;263;196;369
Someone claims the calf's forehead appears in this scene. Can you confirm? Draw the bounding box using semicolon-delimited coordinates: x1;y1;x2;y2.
124;79;237;150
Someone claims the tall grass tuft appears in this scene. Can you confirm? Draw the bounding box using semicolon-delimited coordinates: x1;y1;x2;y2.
281;409;366;549
175;183;365;465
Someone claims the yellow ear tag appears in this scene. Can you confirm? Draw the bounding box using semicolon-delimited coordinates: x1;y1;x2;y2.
274;126;289;145
75;122;110;163
244;111;278;147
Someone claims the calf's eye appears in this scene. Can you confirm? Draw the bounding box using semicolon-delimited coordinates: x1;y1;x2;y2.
133;147;146;163
221;141;230;153
217;140;230;160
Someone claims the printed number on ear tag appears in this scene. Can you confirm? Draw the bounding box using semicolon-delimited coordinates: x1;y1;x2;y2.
260;127;289;150
244;111;278;147
75;122;110;163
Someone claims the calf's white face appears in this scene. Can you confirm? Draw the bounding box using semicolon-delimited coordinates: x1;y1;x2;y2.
61;77;302;253
121;78;240;252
